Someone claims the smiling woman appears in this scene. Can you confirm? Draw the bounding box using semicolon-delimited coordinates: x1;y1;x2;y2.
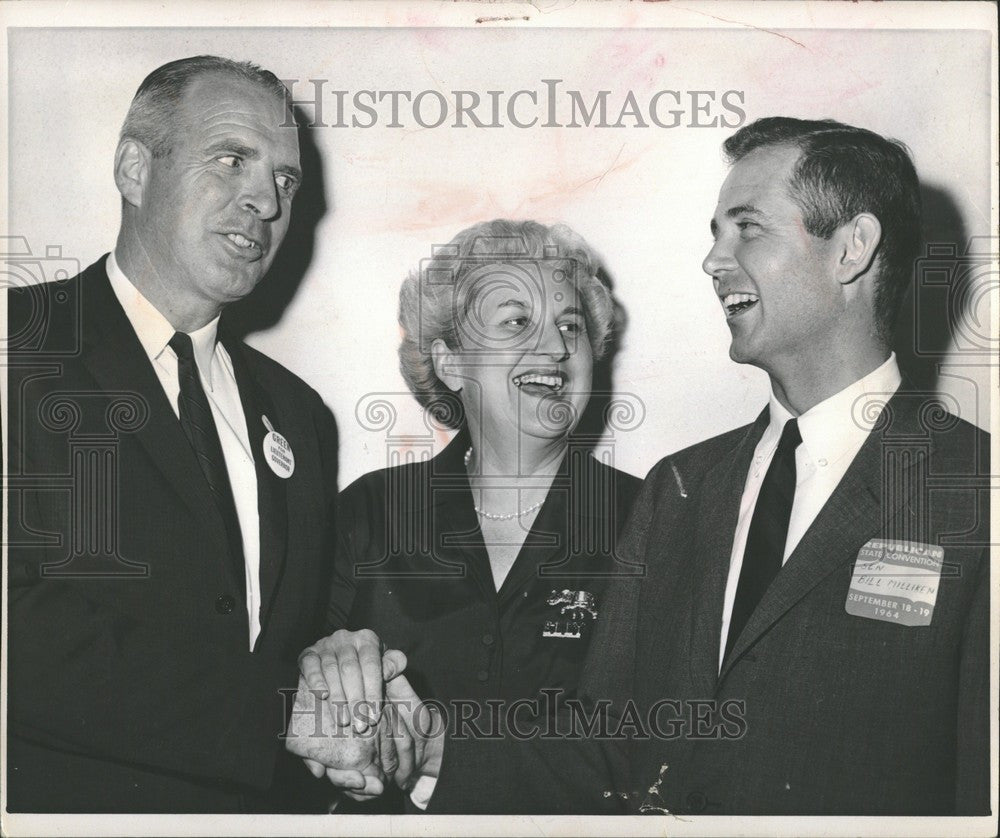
296;219;642;812
399;219;616;452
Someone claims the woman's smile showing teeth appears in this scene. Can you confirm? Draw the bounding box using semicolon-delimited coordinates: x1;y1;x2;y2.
513;371;566;393
721;292;759;317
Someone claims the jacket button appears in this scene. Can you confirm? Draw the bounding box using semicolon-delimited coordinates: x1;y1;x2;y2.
477;670;489;682
215;595;236;614
685;791;708;813
482;633;495;646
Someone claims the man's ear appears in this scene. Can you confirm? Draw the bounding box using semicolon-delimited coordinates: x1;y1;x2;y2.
431;339;462;392
114;138;152;208
834;212;882;285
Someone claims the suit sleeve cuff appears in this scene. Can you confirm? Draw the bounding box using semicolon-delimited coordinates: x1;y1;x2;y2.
409;775;437;810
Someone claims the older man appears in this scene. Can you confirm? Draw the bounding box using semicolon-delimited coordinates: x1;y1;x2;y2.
299;117;991;816
6;56;340;813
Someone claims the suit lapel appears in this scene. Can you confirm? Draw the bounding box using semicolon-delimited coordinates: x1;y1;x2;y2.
687;411;769;695
719;390;932;680
78;261;231;568
497;475;567;604
221;333;288;637
435;493;495;597
501;448;624;601
428;433;496;597
426;440;609;603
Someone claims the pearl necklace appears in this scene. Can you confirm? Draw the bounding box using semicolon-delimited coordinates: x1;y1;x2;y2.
464;447;546;521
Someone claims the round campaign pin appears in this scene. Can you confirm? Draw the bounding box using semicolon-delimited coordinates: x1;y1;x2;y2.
261;415;294;479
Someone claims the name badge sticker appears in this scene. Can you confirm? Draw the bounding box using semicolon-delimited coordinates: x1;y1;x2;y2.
845;539;943;626
262;415;294;479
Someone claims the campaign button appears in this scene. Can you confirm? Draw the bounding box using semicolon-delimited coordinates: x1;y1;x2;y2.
263;429;294;478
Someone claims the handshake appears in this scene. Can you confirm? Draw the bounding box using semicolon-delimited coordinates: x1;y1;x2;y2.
284;629;444;803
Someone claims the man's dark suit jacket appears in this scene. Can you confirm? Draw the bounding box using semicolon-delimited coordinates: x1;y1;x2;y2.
428;390;991;815
5;257;338;813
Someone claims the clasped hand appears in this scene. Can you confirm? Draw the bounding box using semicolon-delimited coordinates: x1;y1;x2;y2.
285;629;442;801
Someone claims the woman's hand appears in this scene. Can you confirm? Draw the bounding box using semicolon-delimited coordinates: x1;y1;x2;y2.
298;629;407;731
386;674;445;799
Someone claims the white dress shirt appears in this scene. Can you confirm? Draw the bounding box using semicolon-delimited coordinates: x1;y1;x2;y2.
718;354;902;670
107;252;262;650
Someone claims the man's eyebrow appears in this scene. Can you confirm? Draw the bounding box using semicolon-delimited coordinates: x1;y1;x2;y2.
725;203;764;219
205;140;258;160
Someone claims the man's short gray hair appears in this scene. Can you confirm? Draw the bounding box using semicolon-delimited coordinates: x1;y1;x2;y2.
119;55;291;158
398;219;617;429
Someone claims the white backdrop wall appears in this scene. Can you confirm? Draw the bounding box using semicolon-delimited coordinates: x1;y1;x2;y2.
7;21;994;487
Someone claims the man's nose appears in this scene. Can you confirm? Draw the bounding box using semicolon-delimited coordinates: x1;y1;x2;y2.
240;167;280;220
702;236;736;278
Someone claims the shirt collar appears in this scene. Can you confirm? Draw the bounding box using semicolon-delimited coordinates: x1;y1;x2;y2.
107;251;221;389
765;353;902;467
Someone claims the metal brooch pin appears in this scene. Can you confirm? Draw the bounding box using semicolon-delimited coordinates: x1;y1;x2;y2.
542;590;598;638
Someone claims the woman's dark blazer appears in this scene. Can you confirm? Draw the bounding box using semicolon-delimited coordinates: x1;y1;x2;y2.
328;428;643;713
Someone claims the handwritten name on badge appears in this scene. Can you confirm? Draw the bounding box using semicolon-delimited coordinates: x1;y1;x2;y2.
845;539;943;626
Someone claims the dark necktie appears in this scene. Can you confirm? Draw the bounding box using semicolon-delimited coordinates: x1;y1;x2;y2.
724;418;801;662
169;332;245;589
